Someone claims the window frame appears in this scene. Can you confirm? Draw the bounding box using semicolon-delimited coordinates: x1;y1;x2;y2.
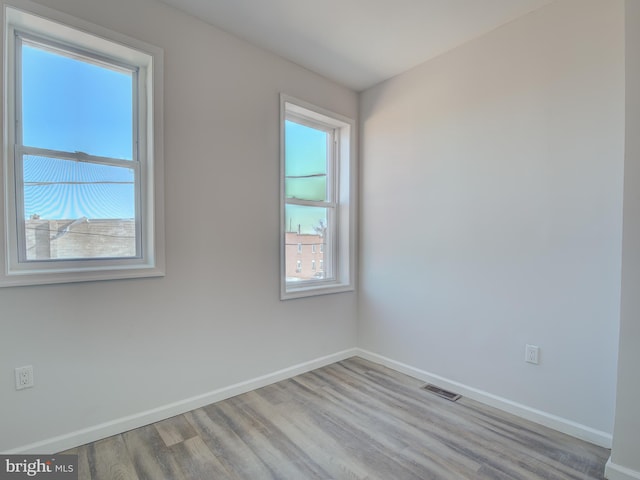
1;0;165;287
280;94;356;300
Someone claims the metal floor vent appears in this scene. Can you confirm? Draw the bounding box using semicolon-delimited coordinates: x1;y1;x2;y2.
422;384;461;402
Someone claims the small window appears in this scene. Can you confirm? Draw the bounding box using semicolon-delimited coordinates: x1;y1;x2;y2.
280;95;356;299
296;260;302;273
1;3;164;286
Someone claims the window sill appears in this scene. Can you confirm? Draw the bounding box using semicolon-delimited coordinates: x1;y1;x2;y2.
281;281;355;300
0;264;165;288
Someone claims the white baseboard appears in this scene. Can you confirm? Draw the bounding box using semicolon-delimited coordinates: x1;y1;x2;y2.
4;348;358;454
5;347;613;454
354;348;613;449
606;458;640;480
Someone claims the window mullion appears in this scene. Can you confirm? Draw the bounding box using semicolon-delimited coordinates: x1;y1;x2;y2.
286;113;335;134
328;128;338;281
14;31;24;147
131;67;139;164
18;31;138;76
13;32;26;263
14;151;27;263
285;198;336;208
20;146;137;169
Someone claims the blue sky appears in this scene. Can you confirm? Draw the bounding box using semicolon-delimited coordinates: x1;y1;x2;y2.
285;120;328;235
21;43;135;219
22;44;133;159
22;42;328;227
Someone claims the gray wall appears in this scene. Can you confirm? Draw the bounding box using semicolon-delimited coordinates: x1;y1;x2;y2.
0;0;358;452
359;0;624;441
3;0;635;461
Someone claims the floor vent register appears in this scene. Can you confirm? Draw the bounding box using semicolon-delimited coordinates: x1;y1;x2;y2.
422;384;462;402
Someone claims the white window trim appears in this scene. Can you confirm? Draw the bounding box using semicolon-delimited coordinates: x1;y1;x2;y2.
1;0;165;287
280;94;356;300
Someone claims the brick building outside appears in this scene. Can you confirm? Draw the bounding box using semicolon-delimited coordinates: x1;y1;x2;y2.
285;231;324;282
25;218;323;280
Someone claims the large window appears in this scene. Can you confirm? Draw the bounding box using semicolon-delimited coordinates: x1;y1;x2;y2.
281;95;355;299
1;2;164;286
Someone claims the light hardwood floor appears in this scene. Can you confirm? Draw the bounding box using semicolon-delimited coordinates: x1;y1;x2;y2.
61;357;610;479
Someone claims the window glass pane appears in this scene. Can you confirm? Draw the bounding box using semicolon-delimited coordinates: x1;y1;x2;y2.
285;204;328;282
22;155;136;260
285;120;327;201
284;204;327;236
21;43;133;160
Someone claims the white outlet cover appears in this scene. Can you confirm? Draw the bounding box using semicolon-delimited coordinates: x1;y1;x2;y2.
15;365;34;390
525;344;540;364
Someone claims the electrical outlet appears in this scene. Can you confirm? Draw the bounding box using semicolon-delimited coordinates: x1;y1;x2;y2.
15;365;34;390
525;344;540;365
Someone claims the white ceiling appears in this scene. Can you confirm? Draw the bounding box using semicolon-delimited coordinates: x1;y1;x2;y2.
159;0;555;91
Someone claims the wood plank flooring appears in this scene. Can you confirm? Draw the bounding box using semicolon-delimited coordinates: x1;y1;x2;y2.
60;357;610;479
